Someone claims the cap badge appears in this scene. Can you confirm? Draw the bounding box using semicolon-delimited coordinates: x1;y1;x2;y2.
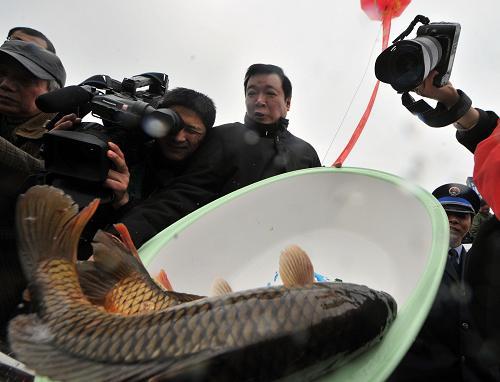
449;186;461;196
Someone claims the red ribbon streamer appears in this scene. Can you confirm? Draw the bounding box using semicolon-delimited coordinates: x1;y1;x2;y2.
332;13;393;167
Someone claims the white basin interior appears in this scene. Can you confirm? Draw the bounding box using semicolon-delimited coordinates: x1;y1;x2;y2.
143;168;443;309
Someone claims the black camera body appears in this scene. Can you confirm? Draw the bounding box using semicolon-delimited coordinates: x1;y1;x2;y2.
36;73;183;206
375;16;460;93
374;16;471;128
416;22;460;88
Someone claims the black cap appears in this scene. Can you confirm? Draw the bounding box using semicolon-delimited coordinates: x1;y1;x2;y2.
0;40;66;87
432;183;480;215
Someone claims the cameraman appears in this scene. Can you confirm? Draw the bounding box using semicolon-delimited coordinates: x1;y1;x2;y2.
389;70;500;381
54;87;216;241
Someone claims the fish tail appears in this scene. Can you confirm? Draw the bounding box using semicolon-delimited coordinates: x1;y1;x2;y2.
16;185;99;280
279;244;315;287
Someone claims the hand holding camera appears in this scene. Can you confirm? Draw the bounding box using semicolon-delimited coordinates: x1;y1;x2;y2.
52;113;130;208
414;70;460;108
53;112;82;130
104;142;130;208
414;70;479;130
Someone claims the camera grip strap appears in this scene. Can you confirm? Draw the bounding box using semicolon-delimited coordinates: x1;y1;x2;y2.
401;89;472;127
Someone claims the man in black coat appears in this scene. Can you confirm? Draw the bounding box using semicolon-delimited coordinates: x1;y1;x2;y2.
119;63;321;248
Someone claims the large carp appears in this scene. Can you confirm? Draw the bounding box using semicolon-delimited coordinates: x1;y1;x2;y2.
9;185;397;381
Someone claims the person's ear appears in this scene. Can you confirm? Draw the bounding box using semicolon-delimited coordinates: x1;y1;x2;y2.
285;97;291;111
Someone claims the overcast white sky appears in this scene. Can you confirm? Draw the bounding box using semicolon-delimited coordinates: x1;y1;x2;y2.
3;0;499;192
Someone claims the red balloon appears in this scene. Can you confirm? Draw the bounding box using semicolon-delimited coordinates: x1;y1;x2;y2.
360;0;412;21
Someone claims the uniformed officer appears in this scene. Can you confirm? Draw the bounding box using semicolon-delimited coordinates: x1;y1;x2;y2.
432;183;481;266
389;183;484;381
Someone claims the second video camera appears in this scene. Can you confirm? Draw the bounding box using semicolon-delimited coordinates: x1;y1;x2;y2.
35;72;183;205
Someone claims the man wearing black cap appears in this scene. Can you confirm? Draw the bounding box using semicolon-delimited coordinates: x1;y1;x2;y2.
0;39;65;353
432;183;480;260
0;39;66;159
0;39;66;235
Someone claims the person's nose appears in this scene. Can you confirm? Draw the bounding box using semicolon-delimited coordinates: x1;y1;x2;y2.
255;93;266;106
174;129;188;143
448;214;459;225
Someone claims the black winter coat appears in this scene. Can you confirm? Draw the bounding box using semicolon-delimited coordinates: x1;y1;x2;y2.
118;116;321;248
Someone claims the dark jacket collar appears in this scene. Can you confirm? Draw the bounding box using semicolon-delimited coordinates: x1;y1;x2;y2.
1;112;55;140
244;114;289;137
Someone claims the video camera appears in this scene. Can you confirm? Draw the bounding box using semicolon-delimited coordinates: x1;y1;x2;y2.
35;72;184;206
374;16;471;127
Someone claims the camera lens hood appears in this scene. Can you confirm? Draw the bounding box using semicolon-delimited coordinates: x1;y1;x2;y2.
375;37;442;93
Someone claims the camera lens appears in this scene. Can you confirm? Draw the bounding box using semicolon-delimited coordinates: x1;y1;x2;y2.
375;36;442;92
142;108;182;138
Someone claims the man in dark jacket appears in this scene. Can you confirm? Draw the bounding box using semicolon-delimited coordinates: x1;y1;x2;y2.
119;63;321;248
390;182;480;381
389;70;500;381
52;87;217;253
0;38;65;353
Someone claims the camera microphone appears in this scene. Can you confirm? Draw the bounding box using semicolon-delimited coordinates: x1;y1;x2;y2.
36;85;94;113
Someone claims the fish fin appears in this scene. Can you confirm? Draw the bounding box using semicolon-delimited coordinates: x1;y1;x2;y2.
113;223;142;262
77;230;155;303
80;234;204;309
8;314;170;382
91;229;150;277
155;269;174;291
16;185;99;280
279;244;315;287
76;260;115;306
210;277;233;296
